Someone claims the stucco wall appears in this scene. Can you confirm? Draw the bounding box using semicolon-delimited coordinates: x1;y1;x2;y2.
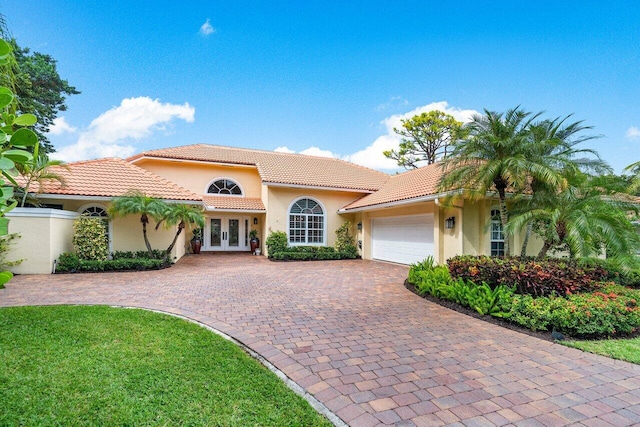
265;187;361;253
6;208;78;274
134;158;263;198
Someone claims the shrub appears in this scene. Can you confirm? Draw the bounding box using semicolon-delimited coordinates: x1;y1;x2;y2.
579;258;640;288
335;221;355;252
508;285;640;338
265;231;288;257
408;258;513;317
73;216;109;261
112;250;166;260
447;255;607;297
270;245;357;261
55;252;170;273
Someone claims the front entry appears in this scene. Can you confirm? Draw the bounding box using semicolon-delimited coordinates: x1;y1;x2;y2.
205;216;251;251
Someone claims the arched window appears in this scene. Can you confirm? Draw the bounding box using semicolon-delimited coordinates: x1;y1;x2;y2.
490;208;505;256
289;198;325;244
207;179;243;195
82;206;108;218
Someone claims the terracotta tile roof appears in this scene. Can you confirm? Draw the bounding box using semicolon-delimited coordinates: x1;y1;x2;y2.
341;162;445;211
27;157;201;201
202;195;266;211
129;144;390;192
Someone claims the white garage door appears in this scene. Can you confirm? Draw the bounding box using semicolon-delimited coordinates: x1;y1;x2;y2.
371;214;434;265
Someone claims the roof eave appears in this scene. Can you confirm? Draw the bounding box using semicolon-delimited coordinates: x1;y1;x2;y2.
264;181;376;193
339;193;443;213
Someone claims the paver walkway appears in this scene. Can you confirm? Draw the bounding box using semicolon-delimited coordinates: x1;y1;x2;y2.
2;253;640;426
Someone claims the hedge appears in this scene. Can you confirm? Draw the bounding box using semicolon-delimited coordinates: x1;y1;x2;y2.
56;253;170;273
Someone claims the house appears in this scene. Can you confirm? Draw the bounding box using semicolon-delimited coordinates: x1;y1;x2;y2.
8;144;541;274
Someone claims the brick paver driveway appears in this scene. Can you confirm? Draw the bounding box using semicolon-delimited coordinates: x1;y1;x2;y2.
2;254;640;426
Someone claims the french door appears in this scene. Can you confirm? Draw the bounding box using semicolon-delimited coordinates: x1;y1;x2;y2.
205;216;250;251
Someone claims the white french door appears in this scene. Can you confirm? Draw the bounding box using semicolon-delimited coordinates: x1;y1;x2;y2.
205;216;250;251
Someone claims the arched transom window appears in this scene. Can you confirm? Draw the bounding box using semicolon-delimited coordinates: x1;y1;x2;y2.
490;208;505;256
207;179;242;195
82;206;108;218
289;198;324;244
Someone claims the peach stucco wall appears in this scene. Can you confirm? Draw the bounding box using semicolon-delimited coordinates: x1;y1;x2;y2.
133;158;263;198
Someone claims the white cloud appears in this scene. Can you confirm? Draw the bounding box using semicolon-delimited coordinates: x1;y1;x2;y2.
274;146;295;153
275;101;480;172
52;97;195;162
299;146;338;158
375;96;409;112
48;116;77;135
626;126;640;139
199;19;216;36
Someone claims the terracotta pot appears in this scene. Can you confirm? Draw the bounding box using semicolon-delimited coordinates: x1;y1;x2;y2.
191;239;201;254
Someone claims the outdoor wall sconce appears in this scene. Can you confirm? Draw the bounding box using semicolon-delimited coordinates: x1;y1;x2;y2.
253;217;258;225
357;222;362;231
358;240;362;249
445;217;455;229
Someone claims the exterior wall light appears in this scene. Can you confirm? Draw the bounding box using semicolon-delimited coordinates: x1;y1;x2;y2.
357;222;362;231
445;217;455;229
253;217;258;225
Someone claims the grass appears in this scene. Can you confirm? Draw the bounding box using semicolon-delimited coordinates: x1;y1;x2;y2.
563;337;640;364
0;305;331;426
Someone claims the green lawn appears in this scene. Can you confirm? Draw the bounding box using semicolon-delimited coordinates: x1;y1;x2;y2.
0;305;331;426
563;337;640;364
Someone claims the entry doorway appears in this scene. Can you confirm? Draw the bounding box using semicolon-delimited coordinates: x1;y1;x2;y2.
204;216;251;251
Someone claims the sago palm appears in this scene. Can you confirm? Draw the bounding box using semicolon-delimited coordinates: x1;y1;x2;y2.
108;191;167;258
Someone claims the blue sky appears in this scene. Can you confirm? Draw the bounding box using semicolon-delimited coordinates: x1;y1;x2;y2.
2;1;639;172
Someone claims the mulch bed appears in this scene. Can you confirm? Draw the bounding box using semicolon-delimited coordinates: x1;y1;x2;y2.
404;279;557;343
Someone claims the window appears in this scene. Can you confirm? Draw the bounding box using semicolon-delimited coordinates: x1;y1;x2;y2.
207;179;242;195
289;198;324;244
490;208;505;256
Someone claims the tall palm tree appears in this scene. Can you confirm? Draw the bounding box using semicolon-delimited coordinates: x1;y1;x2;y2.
156;203;205;256
15;144;67;207
108;191;167;258
506;173;639;262
516;117;608;255
440;107;561;256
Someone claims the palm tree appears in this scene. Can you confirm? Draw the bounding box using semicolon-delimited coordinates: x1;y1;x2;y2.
156;203;205;256
440;107;562;256
506;173;639;262
16;144;67;207
624;160;640;195
108;191;167;258
516;117;608;255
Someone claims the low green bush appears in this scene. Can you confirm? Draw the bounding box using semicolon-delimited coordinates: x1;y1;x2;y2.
447;255;607;297
409;258;513;317
112;250;166;260
508;284;640;338
265;231;288;257
56;252;170;273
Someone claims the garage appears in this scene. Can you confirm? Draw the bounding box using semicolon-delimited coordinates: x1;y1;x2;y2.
371;214;434;265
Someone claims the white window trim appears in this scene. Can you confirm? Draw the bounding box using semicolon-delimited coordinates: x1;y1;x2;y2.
489;207;505;256
204;177;245;197
78;203;113;255
287;196;327;246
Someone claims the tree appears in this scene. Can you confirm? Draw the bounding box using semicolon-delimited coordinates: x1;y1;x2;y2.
506;173;639;263
384;111;464;168
11;40;80;153
624;160;640;195
439;107;562;256
515;117;608;255
0;14;80;154
15;142;67;207
155;203;205;256
108;192;167;258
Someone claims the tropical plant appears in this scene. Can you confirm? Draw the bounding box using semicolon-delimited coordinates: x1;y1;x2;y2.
624;160;640;195
334;221;355;251
108;191;167;258
15;142;67;206
265;231;288;257
384;110;464;168
506;173;640;263
156;203;205;256
0;37;38;286
440;107;562;256
514;116;607;255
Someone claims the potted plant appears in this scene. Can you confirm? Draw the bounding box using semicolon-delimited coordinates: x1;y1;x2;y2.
191;228;202;254
249;229;260;255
